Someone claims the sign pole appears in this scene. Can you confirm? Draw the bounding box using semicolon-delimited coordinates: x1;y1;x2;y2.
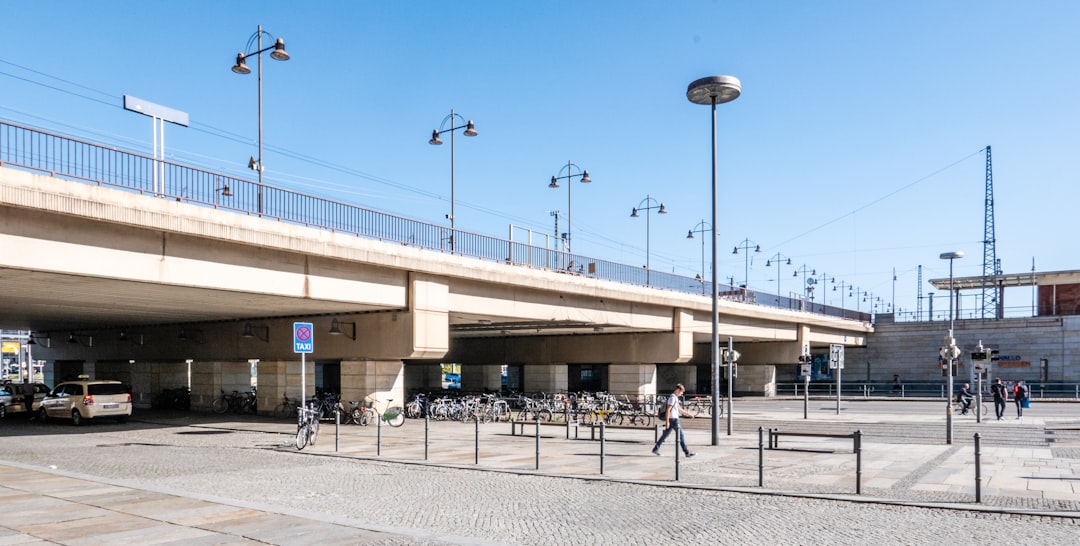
293;322;315;411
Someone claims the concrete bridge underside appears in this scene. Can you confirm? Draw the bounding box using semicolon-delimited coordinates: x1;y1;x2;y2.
0;166;871;410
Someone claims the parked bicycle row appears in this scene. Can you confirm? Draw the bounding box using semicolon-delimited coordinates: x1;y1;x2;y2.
394;391;724;425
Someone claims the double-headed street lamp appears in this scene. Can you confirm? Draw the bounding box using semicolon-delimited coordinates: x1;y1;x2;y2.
687;74;741;443
686;220;712;295
835;280;853;310
731;239;760;302
429;109;478;250
765;252;791;300
548;161;591;254
231;25;291;217
940;250;964;445
793;264;816;301
630;195;667;285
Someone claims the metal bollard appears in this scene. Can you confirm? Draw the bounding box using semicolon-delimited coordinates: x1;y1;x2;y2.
599;421;606;475
855;429;862;495
974;432;982;503
758;426;764;487
424;413;430;460
566;408;572;439
535;419;541;470
475;417;480;465
335;406;340;452
674;423;681;481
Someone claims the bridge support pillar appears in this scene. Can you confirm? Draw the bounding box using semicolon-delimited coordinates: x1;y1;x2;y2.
609;363;657;397
657;363;697;394
524;363;567;393
340;360;405;409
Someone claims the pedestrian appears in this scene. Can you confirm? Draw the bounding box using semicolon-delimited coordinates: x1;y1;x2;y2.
21;380;36;419
891;374;901;394
990;378;1008;420
652;383;695;457
958;383;973;414
1013;380;1029;419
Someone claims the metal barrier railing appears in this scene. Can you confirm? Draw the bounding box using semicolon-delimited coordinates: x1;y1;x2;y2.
780;381;1080;399
0;119;869;320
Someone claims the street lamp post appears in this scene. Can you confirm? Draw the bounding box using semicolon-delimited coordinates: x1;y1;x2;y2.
731;239;761;302
548;161;591;255
630;195;667;286
687;74;741;442
835;280;853;310
686;220;712;295
940;250;964;445
818;274;836;305
231;24;291;217
765;252;791;302
793;264;816;302
429;109;478;251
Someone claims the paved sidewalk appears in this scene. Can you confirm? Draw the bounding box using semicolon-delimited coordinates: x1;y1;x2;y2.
0;402;1076;544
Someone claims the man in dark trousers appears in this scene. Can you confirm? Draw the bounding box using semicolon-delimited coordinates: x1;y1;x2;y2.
652;384;695;457
990;377;1008;421
21;380;36;419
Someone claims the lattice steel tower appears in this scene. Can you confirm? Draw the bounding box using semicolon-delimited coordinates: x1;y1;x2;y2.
981;145;998;319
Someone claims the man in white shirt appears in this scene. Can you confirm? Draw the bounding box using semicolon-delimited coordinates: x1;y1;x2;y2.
652;383;695;457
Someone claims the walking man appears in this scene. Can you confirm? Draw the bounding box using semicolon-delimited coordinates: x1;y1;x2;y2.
652;383;695;457
21;380;36;419
990;377;1008;421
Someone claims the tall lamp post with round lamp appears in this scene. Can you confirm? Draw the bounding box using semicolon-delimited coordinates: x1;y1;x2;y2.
429;109;478;251
687;75;741;443
940;250;964;444
686;220;711;295
766;252;792;303
231;25;291;217
548;161;591;256
732;238;761;302
630;195;667;286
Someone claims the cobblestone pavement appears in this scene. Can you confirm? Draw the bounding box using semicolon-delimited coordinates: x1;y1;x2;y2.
0;407;1078;545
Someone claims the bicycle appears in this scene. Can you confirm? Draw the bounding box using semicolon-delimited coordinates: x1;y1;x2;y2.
274;392;301;419
367;397;405;427
295;405;320;450
952;399;990;417
211;389;255;414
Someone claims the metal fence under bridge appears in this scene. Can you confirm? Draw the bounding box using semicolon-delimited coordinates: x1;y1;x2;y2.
0;119;868;322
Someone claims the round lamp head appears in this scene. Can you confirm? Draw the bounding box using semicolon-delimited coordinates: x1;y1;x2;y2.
939;251;965;260
548;176;559;189
463;120;478;136
270;38;290;61
580;170;591;183
429;129;443;145
231;53;251;74
686;75;741;105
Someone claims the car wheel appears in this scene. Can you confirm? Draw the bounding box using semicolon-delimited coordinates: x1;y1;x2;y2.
37;407;48;422
71;409;84;426
0;404;5;419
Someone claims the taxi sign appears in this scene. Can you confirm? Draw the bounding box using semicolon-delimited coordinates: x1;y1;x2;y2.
293;322;313;353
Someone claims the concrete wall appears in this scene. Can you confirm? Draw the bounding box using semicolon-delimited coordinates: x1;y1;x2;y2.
843;315;1078;385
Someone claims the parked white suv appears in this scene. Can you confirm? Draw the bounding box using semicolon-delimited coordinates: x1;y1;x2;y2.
39;380;132;425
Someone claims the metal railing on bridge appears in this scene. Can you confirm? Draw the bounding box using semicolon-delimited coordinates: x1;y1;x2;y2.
0;119;868;321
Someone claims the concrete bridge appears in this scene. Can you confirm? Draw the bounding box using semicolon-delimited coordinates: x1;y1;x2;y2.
0;128;871;411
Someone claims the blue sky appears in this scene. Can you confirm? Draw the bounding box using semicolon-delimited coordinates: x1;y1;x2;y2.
2;1;1077;319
